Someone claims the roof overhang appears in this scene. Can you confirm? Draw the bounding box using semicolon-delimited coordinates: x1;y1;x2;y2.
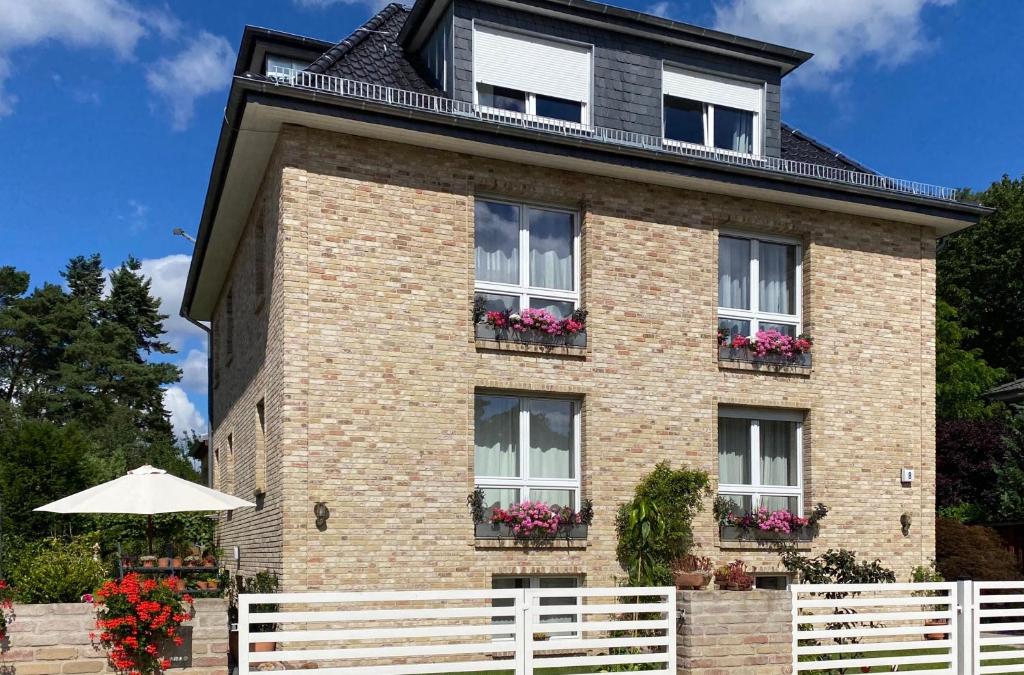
400;0;812;75
182;76;990;321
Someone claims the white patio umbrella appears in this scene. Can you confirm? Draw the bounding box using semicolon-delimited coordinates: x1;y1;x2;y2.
35;465;255;553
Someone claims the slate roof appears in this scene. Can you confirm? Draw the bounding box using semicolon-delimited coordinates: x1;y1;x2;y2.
987;377;1024;404
304;4;872;175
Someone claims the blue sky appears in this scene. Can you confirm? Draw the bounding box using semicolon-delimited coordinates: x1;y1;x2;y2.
2;0;1021;439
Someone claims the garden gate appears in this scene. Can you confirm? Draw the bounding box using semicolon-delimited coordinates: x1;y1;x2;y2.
237;585;676;674
793;580;1024;673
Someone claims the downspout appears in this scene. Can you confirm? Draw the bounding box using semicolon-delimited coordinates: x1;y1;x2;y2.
182;311;213;487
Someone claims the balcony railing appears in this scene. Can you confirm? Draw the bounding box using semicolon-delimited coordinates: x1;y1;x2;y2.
266;67;963;203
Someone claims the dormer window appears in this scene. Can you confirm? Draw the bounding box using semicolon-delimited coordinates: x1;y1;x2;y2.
473;25;591;125
663;67;763;156
265;55;307;80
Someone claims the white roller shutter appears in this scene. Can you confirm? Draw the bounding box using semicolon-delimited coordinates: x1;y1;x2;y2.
473;25;591;104
663;67;762;112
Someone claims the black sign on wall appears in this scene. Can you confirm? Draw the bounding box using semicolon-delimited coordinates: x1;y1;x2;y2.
159;626;193;669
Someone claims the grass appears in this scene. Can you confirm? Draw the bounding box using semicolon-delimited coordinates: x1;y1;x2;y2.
800;645;1024;673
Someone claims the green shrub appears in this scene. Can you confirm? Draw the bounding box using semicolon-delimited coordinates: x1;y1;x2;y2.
615;462;710;586
936;517;1022;581
780;548;896;584
9;537;107;603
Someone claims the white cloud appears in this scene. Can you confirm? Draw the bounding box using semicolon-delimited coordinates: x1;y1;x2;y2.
164;385;207;440
646;1;673;18
145;31;234;131
0;0;171;116
712;0;956;89
179;347;208;393
135;253;207;351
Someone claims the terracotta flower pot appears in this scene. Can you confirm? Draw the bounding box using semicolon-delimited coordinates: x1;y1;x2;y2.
924;618;949;640
673;571;709;590
175;579;187;592
195;581;209;590
141;558;156;568
158;557;172;568
172;557;183;568
251;641;277;653
207;580;220;590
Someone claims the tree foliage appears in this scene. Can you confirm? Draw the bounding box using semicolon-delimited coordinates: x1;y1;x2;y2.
936;299;1007;420
939;176;1024;379
936;418;1011;512
936;517;1022;581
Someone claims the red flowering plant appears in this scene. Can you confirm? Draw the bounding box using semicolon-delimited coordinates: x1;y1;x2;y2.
0;579;15;646
718;328;813;360
92;574;194;675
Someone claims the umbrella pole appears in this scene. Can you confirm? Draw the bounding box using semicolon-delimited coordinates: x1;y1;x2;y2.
147;515;154;555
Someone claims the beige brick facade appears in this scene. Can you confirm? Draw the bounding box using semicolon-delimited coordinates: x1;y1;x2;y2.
209;123;936;591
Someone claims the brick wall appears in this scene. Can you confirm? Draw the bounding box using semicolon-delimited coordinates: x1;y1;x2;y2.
678;590;792;673
1;599;227;675
211;124;936;593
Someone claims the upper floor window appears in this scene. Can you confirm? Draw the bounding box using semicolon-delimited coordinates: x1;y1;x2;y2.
718;233;801;338
718;407;803;515
663;67;763;156
473;24;591;125
265;55;307;80
474;198;579;319
474;393;581;513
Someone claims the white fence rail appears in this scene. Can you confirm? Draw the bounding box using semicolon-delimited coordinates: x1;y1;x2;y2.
238;586;675;675
793;582;960;673
972;581;1024;674
265;66;963;203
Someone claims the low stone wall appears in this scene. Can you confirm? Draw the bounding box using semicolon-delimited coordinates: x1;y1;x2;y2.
1;599;228;675
677;589;792;674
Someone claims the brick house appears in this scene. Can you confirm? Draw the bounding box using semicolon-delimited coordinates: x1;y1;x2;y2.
180;0;988;594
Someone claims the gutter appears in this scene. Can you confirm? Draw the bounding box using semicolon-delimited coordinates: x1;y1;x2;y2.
181;312;213;486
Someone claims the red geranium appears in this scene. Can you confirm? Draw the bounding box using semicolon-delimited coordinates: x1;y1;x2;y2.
92;574;194;675
0;579;15;645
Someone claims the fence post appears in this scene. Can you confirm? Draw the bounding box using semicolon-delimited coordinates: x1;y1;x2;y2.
667;588;677;673
790;585;799;674
237;594;249;675
518;588;529;675
957;580;974;675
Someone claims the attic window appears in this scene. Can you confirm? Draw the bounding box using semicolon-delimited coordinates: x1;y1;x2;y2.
662;67;763;156
473;25;591;125
266;55;307;80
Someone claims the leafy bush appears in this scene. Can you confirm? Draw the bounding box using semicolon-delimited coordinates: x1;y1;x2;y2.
936;419;1011;514
936;517;1022;581
780;548;895;584
615;462;710;586
8;537;107;603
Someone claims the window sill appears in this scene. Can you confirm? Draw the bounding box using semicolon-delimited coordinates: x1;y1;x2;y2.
718;346;811;375
474;537;589;550
475;325;587;355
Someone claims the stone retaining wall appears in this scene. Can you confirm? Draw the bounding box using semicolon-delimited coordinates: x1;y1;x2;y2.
0;599;228;675
677;589;793;674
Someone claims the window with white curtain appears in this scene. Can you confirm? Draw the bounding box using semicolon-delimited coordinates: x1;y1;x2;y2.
662;67;763;155
717;233;801;338
718;407;803;516
475;394;580;512
474;199;580;319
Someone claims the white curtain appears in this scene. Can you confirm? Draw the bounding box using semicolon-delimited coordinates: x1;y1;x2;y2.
761;495;797;512
759;242;795;315
530;489;573;510
475;201;520;284
475;395;520;478
529;209;573;291
761;420;797;487
718;237;750;310
714;106;753;153
718;417;750;484
529;399;574;479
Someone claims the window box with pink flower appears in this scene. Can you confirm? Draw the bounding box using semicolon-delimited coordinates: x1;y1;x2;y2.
468;490;593;541
473;298;587;348
714;498;829;543
718;329;813;368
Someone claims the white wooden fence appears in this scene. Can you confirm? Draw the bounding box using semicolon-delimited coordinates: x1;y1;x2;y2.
238;586;676;675
794;581;1024;674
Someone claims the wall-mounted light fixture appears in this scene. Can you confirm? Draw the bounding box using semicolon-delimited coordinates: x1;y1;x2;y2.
900;512;912;537
314;502;330;530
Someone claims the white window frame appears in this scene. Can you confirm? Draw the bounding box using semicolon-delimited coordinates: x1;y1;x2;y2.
476;83;588;126
474;394;582;510
662;98;761;158
491;575;582;642
474;198;581;315
717;231;802;337
717;406;804;516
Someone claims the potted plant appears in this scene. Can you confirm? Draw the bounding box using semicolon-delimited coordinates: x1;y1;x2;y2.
672;555;713;590
911;563;948;640
183;555;202;569
203;552;217;568
139;555;157;568
243;571;280;653
713;565;730;589
721;560;755;590
158;556;172;569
